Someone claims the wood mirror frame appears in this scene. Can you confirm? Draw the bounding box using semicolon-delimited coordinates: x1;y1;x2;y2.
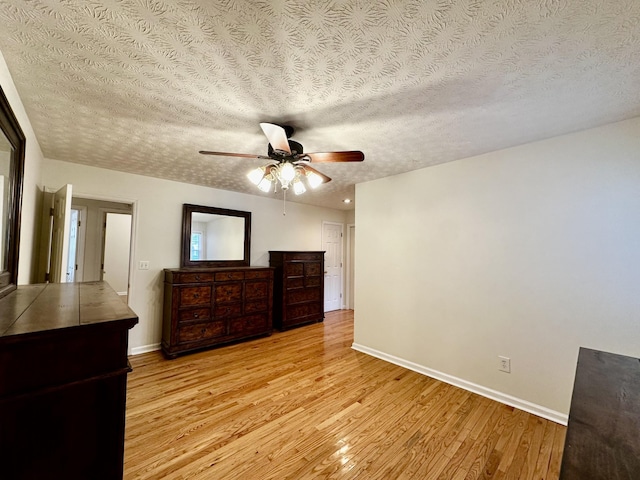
181;204;251;268
0;85;25;299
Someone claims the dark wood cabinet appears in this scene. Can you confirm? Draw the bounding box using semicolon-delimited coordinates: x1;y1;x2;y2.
559;347;640;479
0;282;138;480
269;251;325;330
162;267;274;357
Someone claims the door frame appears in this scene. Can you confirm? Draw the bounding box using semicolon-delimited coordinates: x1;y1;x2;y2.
346;223;355;310
69;205;87;282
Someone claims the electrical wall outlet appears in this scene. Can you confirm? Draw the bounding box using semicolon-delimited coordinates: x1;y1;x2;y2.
498;356;511;373
139;260;150;270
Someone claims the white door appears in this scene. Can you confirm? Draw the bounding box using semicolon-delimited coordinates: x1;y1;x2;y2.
322;221;343;312
101;212;132;296
49;184;72;283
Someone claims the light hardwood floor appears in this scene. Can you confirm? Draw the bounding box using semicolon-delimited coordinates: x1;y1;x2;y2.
124;310;566;479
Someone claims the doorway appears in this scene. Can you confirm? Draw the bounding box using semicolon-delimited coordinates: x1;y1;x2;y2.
65;206;87;283
322;221;343;312
38;190;134;301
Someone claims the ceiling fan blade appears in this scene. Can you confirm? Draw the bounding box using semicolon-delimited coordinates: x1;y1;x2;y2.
304;151;364;163
260;123;291;154
199;151;269;160
302;165;332;184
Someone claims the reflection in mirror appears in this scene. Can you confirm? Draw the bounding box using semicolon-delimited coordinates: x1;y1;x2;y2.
191;213;245;261
181;204;251;268
0;133;10;272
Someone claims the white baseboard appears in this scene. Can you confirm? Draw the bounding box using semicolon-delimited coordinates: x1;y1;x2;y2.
130;343;161;356
351;343;567;425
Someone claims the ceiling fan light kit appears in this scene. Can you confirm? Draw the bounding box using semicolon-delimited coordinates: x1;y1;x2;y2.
201;122;364;199
247;162;319;196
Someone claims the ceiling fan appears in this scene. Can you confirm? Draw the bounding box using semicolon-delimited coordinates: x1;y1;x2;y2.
199;123;364;196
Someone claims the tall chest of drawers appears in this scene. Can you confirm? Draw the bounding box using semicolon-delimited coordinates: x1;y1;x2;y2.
269;251;325;330
0;282;138;480
162;267;273;358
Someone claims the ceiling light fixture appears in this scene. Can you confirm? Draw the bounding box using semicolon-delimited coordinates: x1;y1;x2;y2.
247;160;328;215
247;161;326;196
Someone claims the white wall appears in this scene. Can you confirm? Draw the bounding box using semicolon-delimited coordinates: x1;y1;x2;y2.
0;51;44;283
354;116;640;421
206;216;244;260
41;159;348;353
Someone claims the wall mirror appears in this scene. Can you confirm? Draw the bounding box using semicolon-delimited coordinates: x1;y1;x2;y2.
0;85;25;299
181;204;251;268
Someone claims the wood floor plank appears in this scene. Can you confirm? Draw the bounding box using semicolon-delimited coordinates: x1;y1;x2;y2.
549;423;567;477
124;310;565;479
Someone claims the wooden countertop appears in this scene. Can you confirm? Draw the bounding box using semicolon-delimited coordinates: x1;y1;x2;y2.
560;347;640;479
0;281;138;340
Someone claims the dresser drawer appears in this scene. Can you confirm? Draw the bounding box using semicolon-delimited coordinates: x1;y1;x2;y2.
245;299;268;314
285;252;322;262
215;271;244;281
304;262;322;276
305;276;322;287
229;314;268;335
178;307;210;323
214;283;242;303
245;269;271;280
288;287;321;304
173;272;214;284
286;302;322;320
286;277;304;289
178;321;226;343
285;262;304;276
245;280;269;300
214;303;242;318
179;286;211;306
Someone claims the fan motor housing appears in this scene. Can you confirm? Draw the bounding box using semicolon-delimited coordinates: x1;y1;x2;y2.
268;140;303;157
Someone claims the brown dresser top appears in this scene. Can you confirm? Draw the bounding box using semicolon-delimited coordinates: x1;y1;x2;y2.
0;281;138;339
560;347;640;479
164;266;273;273
268;251;325;254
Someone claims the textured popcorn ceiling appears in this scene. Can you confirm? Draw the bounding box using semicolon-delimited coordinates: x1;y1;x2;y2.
0;0;639;210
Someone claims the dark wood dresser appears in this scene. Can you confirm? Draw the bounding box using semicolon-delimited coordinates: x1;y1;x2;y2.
559;347;640;479
0;282;138;480
162;266;274;357
269;251;325;330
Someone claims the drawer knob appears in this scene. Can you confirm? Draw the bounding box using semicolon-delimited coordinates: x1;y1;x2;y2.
194;293;199;298
228;274;232;279
195;275;201;281
194;313;199;318
200;328;206;334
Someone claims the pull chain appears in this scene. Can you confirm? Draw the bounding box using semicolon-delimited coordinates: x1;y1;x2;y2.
283;189;287;215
